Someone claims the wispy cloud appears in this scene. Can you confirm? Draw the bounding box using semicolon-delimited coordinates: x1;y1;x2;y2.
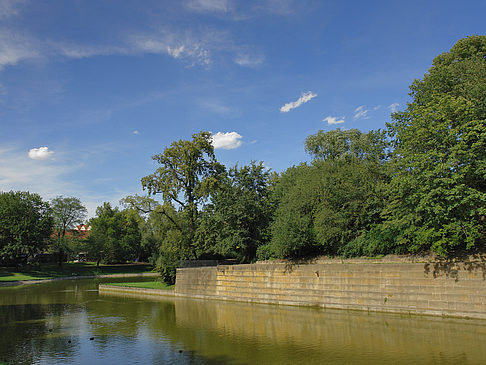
211;131;242;149
126;28;224;67
185;0;229;13
234;52;264;68
0;0;27;19
132;130;140;135
323;116;345;125
388;102;400;112
0;29;38;70
353;105;369;120
280;91;317;113
28;146;54;160
200;100;232;114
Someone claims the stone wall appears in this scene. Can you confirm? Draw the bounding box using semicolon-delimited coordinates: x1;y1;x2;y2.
175;260;486;319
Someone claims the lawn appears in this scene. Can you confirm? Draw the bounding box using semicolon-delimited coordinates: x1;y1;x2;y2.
0;262;154;282
106;281;174;290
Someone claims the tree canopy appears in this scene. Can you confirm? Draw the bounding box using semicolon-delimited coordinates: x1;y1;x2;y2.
0;191;52;265
386;35;486;254
141;131;225;258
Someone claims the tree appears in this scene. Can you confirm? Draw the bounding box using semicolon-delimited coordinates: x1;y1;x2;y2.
0;191;52;265
50;196;87;266
197;162;276;263
88;203;141;265
120;194;159;217
141;131;225;258
262;129;390;260
305;128;388;163
385;35;486;255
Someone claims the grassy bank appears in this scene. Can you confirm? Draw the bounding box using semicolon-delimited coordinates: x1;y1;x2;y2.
0;262;154;282
106;281;174;290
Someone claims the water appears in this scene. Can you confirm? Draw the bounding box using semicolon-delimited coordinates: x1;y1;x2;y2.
1;278;485;364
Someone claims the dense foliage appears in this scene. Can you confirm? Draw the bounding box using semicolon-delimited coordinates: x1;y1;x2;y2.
384;35;486;255
0;191;53;265
2;36;484;282
87;203;142;265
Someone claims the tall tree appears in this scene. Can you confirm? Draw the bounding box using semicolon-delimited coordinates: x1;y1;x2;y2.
197;162;276;263
141;131;225;258
386;35;486;254
51;196;87;265
0;191;52;265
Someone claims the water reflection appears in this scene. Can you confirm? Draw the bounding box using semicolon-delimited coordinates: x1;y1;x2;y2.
1;279;485;364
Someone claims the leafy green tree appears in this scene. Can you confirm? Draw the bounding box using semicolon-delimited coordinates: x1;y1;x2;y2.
305;128;388;163
385;35;486;255
88;203;142;265
50;196;87;266
141;131;225;258
120;194;159;217
0;191;53;265
142;204;188;284
261;164;320;259
197;162;275;263
263;129;390;260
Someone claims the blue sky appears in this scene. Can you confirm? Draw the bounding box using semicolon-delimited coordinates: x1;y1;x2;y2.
0;0;485;217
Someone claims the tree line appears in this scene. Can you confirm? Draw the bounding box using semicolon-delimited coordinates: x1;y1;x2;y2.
1;36;484;283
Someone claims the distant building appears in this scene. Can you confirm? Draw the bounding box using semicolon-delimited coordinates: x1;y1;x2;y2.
72;224;91;238
51;224;91;239
74;224;91;232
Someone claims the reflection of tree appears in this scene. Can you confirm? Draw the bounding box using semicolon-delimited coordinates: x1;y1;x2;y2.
0;304;78;365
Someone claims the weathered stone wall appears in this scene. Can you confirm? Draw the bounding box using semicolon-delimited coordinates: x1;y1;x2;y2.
175;260;486;319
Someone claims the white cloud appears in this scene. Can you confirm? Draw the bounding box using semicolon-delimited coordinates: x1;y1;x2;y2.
373;105;381;111
132;130;140;135
186;0;229;13
353;105;369;120
167;45;185;58
388;102;400;113
28;146;54;160
280;91;317;113
323;116;345;125
211;131;242;149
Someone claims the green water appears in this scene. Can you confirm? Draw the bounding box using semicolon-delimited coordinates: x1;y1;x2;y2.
1;278;485;364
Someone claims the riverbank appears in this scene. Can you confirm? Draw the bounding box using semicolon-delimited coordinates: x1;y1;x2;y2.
0;272;160;287
99;283;178;298
0;263;157;287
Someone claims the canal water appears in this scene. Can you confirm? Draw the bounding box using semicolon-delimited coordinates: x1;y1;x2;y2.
1;278;485;364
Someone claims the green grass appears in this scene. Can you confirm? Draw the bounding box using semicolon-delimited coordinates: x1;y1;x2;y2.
0;262;154;282
107;281;174;290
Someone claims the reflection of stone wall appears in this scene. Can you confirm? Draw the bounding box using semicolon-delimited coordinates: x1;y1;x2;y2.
172;297;486;364
175;261;486;318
